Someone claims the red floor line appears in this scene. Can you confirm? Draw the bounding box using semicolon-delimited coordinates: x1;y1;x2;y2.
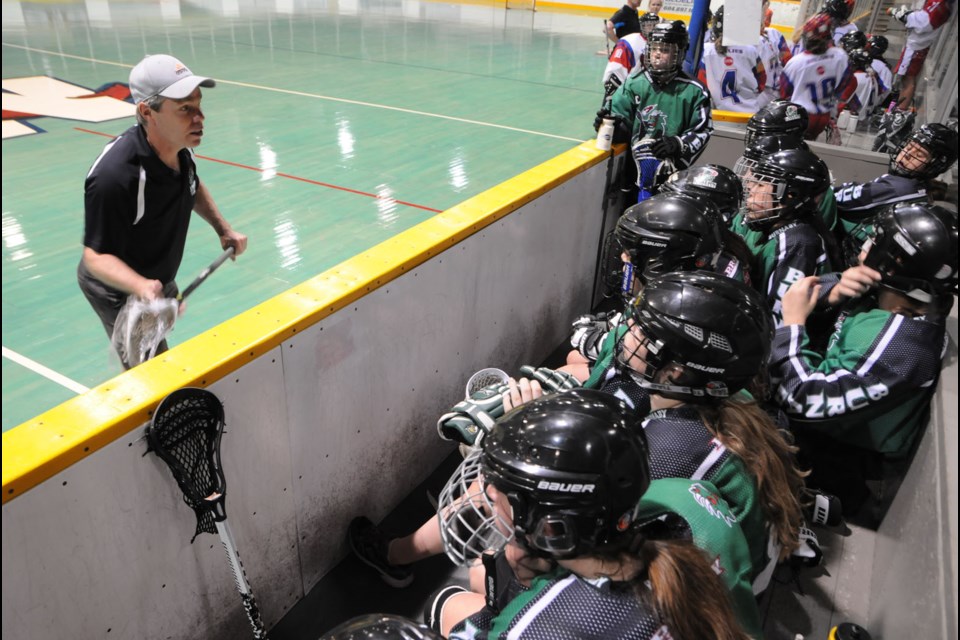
74;127;444;214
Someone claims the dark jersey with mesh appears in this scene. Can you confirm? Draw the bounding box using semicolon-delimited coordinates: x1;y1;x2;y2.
732;213;833;327
770;302;946;456
449;568;670;640
834;173;927;236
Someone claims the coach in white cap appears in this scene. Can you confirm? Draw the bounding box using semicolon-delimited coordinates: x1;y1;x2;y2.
78;54;248;368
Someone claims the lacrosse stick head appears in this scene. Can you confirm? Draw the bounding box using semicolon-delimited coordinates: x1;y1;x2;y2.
112;296;179;367
147;388;227;541
465;368;510;398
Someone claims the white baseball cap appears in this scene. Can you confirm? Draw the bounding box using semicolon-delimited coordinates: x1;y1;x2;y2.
129;54;215;104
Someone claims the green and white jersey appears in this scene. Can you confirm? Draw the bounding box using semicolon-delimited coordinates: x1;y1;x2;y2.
770;302;948;457
731;212;832;326
609;70;713;169
636;478;762;639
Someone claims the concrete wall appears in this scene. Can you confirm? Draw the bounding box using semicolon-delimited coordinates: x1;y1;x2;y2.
2;131;955;640
1;145;609;640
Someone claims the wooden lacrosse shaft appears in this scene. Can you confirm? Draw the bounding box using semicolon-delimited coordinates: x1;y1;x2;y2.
179;247;235;301
791;9;873;42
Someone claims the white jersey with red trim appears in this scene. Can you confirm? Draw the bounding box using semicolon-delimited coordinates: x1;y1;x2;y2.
603;32;647;87
870;58;894;104
832;22;859;45
759;27;791;100
904;0;957;49
850;70;877;114
699;42;768;112
780;47;853;114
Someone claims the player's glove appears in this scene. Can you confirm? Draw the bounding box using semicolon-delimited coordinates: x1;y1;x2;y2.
651;136;682;160
437;383;508;446
570;326;608;362
891;5;913;22
570;312;621;362
792;526;824;568
519;365;582;393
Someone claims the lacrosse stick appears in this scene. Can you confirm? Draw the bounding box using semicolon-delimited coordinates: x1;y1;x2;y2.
465;368;510;398
147;387;268;639
112;247;234;367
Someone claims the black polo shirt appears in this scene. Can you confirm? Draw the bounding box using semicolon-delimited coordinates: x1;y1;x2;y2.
83;124;198;284
610;4;641;39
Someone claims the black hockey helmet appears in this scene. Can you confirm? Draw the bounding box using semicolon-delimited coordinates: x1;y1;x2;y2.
823;0;854;21
640;11;662;38
711;5;725;40
735;134;809;180
745;100;809;148
661;164;744;221
858;203;959;302
849;48;872;72
889;122;960;180
866;34;889;58
612;192;724;282
839;30;868;53
646;21;689;84
436;389;651;563
321;614;444;640
743;148;831;230
802;13;834;54
617;271;773;401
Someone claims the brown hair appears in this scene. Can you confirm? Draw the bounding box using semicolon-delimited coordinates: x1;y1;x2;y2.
698;398;807;558
635;539;750;640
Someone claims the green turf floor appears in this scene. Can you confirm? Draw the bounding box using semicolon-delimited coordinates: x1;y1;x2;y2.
2;1;610;431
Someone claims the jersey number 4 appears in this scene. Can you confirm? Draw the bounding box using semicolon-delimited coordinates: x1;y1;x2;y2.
721;70;741;103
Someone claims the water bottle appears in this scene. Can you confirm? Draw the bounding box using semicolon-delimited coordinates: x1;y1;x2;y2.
596;118;614;151
836;109;850;130
846;113;860;133
828;622;872;640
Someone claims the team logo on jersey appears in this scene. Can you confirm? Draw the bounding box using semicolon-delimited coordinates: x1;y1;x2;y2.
689;482;737;527
724;56;734;66
637;104;668;138
816;65;825;75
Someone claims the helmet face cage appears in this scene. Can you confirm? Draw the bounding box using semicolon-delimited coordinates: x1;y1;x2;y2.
840;30;867;54
440;391;653;563
437;448;514;567
615;306;665;388
867;34;888;57
640;12;661;38
850;49;872;71
647;21;688;83
891;124;959;179
616;272;772;401
743;170;789;228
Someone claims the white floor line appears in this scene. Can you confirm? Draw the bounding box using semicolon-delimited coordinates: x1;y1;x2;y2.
1;42;584;142
2;346;90;395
